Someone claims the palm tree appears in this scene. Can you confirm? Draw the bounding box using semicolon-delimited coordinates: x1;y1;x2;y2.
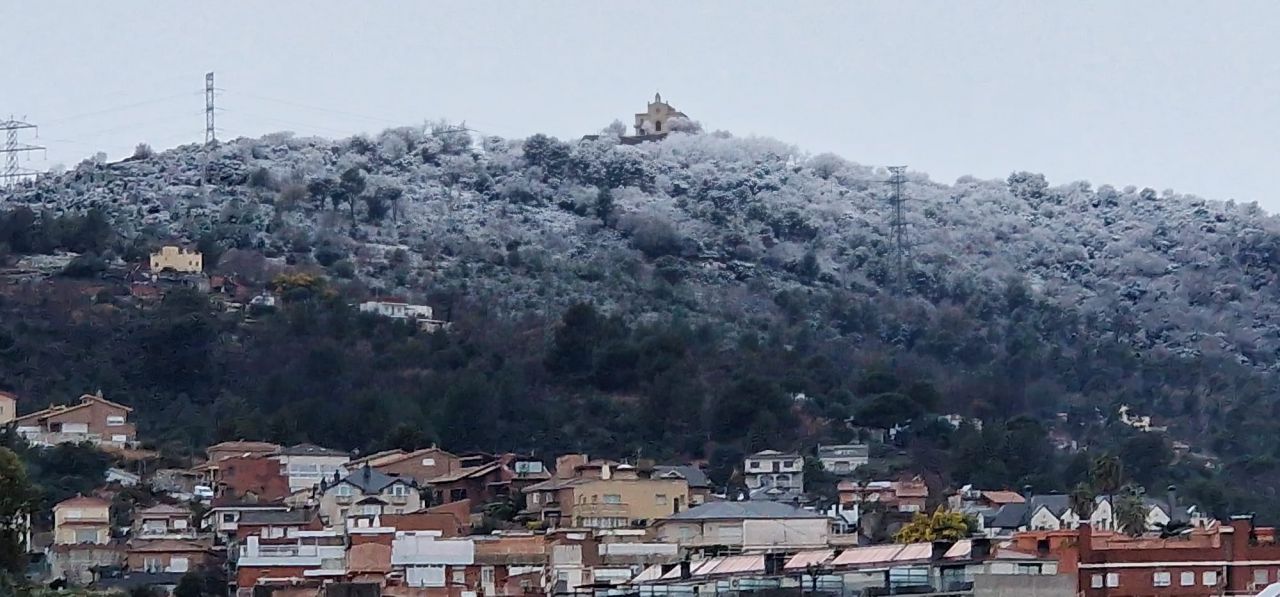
1090;454;1124;528
1113;485;1149;537
1069;482;1097;525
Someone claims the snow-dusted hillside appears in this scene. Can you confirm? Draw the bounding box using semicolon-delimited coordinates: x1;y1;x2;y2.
6;126;1279;375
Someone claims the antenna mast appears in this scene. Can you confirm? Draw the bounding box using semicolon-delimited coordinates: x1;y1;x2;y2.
886;165;910;293
0;117;45;188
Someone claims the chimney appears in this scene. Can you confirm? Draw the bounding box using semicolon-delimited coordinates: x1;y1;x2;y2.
1166;484;1177;518
1231;514;1256;551
1078;522;1094;561
1022;484;1033;501
601;463;612;480
679;560;691;580
555;454;588;479
931;540;954;562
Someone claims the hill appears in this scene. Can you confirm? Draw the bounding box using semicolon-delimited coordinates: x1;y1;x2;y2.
1;125;1278;518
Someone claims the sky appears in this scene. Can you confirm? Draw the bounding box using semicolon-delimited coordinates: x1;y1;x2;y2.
3;1;1279;208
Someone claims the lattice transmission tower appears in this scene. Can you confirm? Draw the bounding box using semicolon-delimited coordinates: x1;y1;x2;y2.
886;165;911;293
0;117;45;188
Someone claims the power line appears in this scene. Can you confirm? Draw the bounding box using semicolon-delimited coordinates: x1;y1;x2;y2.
1;118;45;188
41;92;202;125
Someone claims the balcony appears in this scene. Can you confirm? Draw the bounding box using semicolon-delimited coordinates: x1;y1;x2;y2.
574;502;630;518
138;527;198;540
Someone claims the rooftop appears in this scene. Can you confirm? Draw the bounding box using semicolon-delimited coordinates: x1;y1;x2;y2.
664;500;826;521
654;465;712;489
335;465;415;494
277;443;348;457
238;509;316;525
55;495;111;509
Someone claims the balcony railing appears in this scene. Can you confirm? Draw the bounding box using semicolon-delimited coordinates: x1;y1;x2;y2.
573;503;630;518
138;527;198;539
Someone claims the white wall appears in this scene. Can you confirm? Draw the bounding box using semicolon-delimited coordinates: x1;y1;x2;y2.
392;534;475;566
742;518;828;549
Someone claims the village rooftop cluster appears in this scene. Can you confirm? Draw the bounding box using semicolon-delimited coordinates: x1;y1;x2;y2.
5;387;1280;597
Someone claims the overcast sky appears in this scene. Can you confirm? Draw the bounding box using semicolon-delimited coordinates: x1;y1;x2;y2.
3;2;1278;208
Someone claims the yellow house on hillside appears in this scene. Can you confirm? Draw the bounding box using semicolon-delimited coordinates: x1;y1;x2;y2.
150;246;203;273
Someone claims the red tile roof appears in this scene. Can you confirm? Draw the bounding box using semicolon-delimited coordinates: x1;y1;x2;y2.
55;495;111;509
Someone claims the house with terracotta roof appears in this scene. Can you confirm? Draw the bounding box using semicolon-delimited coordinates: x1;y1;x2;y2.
428;453;549;510
133;503;196;540
214;454;291;502
52;495;123;585
54;495;112;546
127;539;217;573
13;391;136;447
837;476;929;513
205;440;282;464
522;455;692;530
370;446;462;486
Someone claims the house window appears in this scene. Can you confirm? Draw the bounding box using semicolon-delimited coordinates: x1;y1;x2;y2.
656;494;668;505
74;529;99;543
592;495;598;503
1153;571;1171;587
170;556;189;573
1106;572;1119;587
749;461;759;470
482;566;495;585
449;488;467;502
107;415;125;426
112;435;128;443
1015;564;1041;575
144;557;162;572
1090;574;1104;589
389;484;410;497
222;513;236;523
422;458;436;466
603;494;621;504
531;493;540;504
1203;571;1218;586
334;484;354;497
1180;571;1195;586
1255;569;1270;586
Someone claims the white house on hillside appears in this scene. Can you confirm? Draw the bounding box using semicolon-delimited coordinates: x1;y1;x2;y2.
358;299;447;331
